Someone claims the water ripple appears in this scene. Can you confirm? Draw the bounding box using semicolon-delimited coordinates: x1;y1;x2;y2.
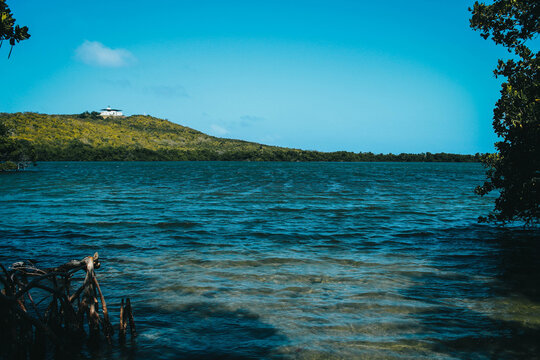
1;162;539;359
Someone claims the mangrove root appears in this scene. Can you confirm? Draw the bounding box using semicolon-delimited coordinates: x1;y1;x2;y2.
0;252;136;359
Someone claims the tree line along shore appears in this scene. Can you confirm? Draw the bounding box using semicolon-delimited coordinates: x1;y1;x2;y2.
1;112;483;163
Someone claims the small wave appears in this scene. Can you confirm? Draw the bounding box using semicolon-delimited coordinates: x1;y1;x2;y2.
155;221;199;229
268;206;307;212
1;229;94;240
247;232;333;241
103;243;138;250
84;221;142;227
394;231;435;238
100;199;126;204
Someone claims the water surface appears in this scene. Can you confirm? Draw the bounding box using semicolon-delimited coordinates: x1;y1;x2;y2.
1;162;539;359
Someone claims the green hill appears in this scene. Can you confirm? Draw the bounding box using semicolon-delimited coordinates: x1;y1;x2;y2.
0;112;480;162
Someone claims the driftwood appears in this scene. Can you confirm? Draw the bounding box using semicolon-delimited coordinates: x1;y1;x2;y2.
0;252;135;359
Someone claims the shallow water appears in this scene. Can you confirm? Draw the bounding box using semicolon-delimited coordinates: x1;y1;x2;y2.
1;162;539;359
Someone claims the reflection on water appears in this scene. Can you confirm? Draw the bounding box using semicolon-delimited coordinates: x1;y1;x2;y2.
0;162;538;359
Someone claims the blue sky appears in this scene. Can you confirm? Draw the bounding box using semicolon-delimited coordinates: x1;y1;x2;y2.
2;0;509;154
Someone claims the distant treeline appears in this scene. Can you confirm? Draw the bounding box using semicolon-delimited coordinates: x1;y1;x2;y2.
0;112;483;163
6;140;482;162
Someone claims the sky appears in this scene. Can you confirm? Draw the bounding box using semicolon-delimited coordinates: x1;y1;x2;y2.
2;0;511;154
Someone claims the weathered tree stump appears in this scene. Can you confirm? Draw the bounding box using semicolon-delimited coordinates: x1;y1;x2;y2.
0;252;136;359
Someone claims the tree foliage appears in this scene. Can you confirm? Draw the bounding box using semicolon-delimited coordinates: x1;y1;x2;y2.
0;112;481;163
0;120;7;137
470;0;539;225
0;1;32;170
1;115;36;171
0;0;30;57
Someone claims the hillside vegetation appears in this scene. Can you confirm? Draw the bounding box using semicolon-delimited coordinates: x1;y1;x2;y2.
0;112;481;162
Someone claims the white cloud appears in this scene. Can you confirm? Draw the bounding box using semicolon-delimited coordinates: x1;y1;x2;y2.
210;124;229;136
75;41;135;67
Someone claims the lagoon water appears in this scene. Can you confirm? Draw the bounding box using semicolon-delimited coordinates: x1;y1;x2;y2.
1;162;539;359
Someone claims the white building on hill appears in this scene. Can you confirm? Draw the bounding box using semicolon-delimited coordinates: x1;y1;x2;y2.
100;106;123;118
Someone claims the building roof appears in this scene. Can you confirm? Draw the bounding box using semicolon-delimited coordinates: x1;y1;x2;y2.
100;107;122;111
